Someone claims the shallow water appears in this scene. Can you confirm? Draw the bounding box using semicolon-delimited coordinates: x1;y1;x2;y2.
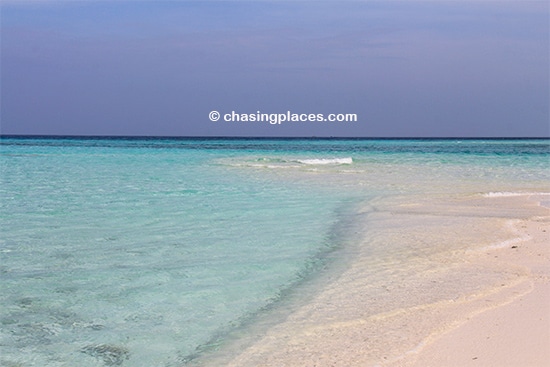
0;138;548;366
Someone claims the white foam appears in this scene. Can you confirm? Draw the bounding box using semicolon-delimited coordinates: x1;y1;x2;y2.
482;192;550;198
468;220;531;253
297;157;353;165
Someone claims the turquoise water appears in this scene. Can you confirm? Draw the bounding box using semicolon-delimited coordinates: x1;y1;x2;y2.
1;138;548;367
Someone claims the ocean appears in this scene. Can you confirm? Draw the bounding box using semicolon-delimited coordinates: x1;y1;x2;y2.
1;137;548;367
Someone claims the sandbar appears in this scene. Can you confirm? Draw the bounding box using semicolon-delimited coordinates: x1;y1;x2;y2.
196;192;549;367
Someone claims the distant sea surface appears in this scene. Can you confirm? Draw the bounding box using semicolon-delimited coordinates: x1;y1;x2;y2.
1;137;548;366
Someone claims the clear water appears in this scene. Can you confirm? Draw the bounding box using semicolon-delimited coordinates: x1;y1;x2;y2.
1;138;548;367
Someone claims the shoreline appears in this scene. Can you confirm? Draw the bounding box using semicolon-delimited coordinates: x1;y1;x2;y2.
193;192;549;367
404;279;549;367
400;209;550;367
183;197;374;366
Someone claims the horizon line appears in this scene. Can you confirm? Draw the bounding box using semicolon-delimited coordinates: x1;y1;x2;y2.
1;134;549;140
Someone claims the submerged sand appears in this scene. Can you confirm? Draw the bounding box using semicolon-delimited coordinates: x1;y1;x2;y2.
195;192;549;367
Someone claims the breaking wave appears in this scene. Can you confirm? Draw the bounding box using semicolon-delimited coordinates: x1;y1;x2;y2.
296;157;353;165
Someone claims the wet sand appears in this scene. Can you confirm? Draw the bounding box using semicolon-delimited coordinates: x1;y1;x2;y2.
401;208;550;367
202;192;549;367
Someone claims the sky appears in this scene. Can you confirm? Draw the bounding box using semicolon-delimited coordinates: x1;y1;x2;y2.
1;0;549;137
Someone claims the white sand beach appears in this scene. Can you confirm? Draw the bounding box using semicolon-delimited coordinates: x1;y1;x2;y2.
203;193;549;367
403;208;550;367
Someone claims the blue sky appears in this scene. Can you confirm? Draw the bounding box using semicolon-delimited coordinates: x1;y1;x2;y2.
1;1;548;137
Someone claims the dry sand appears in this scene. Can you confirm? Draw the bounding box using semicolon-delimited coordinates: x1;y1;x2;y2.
401;208;550;367
197;193;549;367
